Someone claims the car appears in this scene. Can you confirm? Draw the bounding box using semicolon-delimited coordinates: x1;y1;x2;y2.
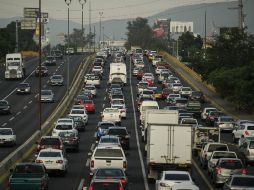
215;116;235;131
92;66;103;74
50;75;64;86
171;182;199;190
166;93;181;102
90;145;127;177
0;128;16;146
136;69;144;80
96;121;116;140
58;131;79;152
207;151;238;175
84;85;97;97
132;67;139;76
71;116;86;131
155;171;195;190
179;87;193;97
52;50;63;59
98;135;121;147
211;158;246;186
91;168;128;189
161;88;172;99
0;100;11;114
201;107;217;120
74;94;91;105
83;100;95;113
35;148;68;175
170;83;183;93
174;97;188;109
111;77;124;88
40;90;54;103
232;122;254;142
239;140;254;165
107;127;130;150
111;99;127;118
36;136;64;153
71;104;87;114
110;94;125;103
45;55;57;66
88;179;124;190
80;90;93;100
139;89;155;99
101;108;121;125
238;136;254;147
52;119;78;137
137;81;149;95
16;82;31;94
35;65;48;77
155;66;166;75
189;91;205;103
142;73;154;81
68;108;88;124
223;174;254;189
92;70;103;80
180;118;198;127
85;74;101;88
205;111;225;126
179;112;194;121
199;143;229;169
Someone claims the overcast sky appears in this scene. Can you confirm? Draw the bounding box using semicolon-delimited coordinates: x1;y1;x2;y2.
0;0;236;24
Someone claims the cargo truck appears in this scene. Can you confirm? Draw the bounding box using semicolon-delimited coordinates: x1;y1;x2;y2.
146;124;192;180
109;62;127;85
5;53;25;79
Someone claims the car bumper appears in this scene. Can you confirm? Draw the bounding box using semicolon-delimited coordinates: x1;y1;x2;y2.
44;164;66;171
214;174;230;184
0;139;15;146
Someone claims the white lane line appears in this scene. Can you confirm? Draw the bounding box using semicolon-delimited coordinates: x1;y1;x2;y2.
90;143;95;152
104;97;106;101
1;123;7;127
23;105;28;109
77;179;85;190
129;57;149;190
16;111;21;116
43;84;47;88
94;132;97;138
28;100;33;104
192;159;213;190
9;116;15;121
102;104;105;108
105;88;108;92
34;94;38;98
85;158;90;167
88;152;92;156
56;69;58;72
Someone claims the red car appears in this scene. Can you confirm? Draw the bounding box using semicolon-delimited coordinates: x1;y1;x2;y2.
161;88;172;99
145;78;155;86
84;100;95;113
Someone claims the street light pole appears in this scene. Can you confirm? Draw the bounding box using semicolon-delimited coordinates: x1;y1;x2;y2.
79;0;86;56
15;20;19;53
99;11;103;49
65;0;72;95
38;0;42;132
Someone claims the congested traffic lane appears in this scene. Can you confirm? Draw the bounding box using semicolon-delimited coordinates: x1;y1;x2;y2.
0;55;83;161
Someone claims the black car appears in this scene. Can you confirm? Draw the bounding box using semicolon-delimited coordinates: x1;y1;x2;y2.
16;82;31;94
189;91;205;103
35;66;48;77
58;131;79;152
45;56;57;66
107;127;130;150
89;179;124;190
0;100;11;115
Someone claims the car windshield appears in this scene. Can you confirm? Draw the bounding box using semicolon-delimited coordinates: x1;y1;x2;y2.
176;99;187;104
94;149;123;157
247;125;254;130
55;124;72;130
100;137;119;143
18;83;29;87
39;151;61;157
71;110;84;114
96;169;124;177
41;90;52;95
104;108;118;113
52;75;62;79
112;100;124;104
14;165;44;174
108;129;127;136
212;152;236;159
141;106;158;111
0;129;12;135
182;119;197;124
164;174;190;181
221;117;234;122
232;177;254;186
99;123;115;129
220;160;242;169
40;138;60;145
59;132;75;138
208;145;228;152
249;141;254;149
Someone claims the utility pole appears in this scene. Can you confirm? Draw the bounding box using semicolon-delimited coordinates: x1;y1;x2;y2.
79;0;87;56
204;10;207;57
89;1;91;51
228;0;245;30
15;20;19;53
93;25;95;52
102;26;104;48
99;11;103;49
38;0;42;132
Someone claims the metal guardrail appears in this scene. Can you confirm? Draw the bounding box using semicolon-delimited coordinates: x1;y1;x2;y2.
0;54;93;186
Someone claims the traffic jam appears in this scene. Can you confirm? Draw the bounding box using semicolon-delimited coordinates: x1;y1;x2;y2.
6;46;254;190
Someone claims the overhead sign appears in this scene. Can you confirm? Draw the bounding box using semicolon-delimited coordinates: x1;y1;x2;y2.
21;18;37;30
24;8;39;18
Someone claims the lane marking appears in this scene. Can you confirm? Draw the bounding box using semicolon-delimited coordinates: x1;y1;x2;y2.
23;105;28;109
104;97;106;101
94;132;97;138
77;178;85;190
16;111;21;116
102;104;105;108
43;84;47;88
34;94;38;98
90;143;95;152
129;57;149;190
88;152;92;156
85;158;90;167
1;123;7;127
28;100;33;104
9;116;15;121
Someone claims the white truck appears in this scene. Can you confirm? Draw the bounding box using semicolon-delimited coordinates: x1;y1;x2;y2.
142;109;179;142
109;63;127;85
5;53;25;79
146;123;192;180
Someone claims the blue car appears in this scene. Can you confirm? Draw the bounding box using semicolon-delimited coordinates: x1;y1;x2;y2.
96;121;115;140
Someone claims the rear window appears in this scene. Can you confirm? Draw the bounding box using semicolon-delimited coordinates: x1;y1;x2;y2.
55;124;72;130
220;160;243;169
213;152;236;159
100;137;119;143
208;144;228;152
39;151;61;157
92;182;120;190
14;165;44;174
164;174;190;181
94;149;123;157
232;177;254;186
108;129;127;136
247;125;254;130
40;138;60;145
96;169;124;177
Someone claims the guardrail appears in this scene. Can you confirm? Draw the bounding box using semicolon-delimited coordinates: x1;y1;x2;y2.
0;54;94;186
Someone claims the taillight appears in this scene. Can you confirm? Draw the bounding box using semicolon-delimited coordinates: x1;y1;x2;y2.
119;185;123;190
60;144;63;150
123;161;127;169
89;183;93;190
242;168;247;174
245;131;250;136
56;160;63;164
216;168;221;174
91;160;94;168
121;178;126;184
36;159;43;163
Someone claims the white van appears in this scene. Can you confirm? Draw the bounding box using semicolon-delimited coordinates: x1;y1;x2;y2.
139;100;159;125
109;63;127;85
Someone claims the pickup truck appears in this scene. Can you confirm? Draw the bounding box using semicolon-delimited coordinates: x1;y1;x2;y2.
8;162;49;190
186;100;202;117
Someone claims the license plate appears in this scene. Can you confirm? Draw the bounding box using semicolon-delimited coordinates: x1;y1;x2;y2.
45;161;52;164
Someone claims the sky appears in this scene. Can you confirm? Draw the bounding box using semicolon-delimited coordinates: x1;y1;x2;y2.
0;0;236;24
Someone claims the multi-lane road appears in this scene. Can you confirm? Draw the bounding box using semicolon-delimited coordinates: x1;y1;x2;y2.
1;51;253;190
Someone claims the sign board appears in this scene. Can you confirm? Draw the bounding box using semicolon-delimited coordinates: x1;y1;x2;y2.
21;18;37;30
24;8;39;18
37;12;49;23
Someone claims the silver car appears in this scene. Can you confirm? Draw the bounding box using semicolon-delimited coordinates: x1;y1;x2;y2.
16;82;31;94
50;75;64;86
0;128;16;146
223;174;254;190
40;90;54;103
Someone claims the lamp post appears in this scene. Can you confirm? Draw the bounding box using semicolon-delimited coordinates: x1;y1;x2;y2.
38;0;42;132
99;11;103;49
79;0;86;56
65;0;71;95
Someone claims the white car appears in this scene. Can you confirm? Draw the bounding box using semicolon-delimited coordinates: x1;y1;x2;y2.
171;182;199;190
170;83;183;93
232;122;254;142
111;99;127;118
155;171;195;190
201;107;217;120
35;148;68;175
52;118;78;137
69;109;88;124
92;66;103;74
98;135;121;147
85;74;100;88
0;128;16;146
155;66;166;75
84;84;97;97
71;105;87;113
179;87;192;97
140;89;155;99
142;73;154;81
167;93;181;101
90;145;127;177
214;116;235;131
101;107;121;125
